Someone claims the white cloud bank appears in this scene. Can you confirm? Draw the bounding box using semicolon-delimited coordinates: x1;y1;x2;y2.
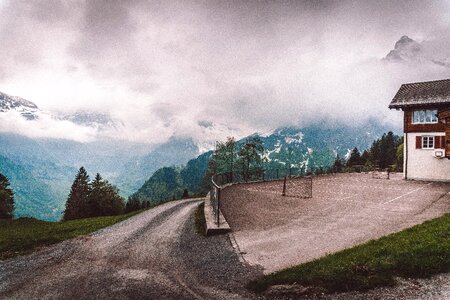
0;111;97;142
0;1;449;144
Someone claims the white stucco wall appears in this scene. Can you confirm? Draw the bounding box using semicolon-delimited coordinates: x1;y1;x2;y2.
405;132;450;181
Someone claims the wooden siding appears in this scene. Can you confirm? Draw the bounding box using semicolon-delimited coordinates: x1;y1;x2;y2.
404;110;446;133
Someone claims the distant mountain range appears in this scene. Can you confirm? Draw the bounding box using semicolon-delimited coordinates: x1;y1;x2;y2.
0;91;40;120
0;90;399;220
0;91;202;220
130;121;395;204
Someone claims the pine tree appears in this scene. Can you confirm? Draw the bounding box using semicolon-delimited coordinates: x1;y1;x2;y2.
332;154;343;172
89;173;106;217
182;189;189;199
360;150;370;166
63;167;90;220
126;197;140;213
0;173;14;219
346;147;361;167
102;182;125;215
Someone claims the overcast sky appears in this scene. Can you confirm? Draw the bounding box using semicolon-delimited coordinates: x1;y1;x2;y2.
0;0;449;144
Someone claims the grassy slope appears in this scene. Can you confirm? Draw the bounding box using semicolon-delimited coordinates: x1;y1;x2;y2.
248;213;450;293
0;210;143;260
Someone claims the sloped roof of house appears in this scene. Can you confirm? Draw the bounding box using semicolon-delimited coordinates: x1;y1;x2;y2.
388;79;450;109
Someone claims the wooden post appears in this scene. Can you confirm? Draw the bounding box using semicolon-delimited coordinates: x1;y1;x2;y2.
282;176;287;196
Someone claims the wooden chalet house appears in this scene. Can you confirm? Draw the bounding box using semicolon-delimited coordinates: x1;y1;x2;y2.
389;79;450;181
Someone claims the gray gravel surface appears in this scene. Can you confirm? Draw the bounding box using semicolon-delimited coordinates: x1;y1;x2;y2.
0;198;263;300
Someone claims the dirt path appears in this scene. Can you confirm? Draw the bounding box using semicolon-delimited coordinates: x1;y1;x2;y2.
0;199;261;300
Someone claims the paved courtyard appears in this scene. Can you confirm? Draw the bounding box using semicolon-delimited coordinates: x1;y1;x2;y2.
220;173;450;274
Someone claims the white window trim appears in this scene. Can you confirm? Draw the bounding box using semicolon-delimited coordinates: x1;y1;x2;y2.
422;135;434;149
412;109;438;124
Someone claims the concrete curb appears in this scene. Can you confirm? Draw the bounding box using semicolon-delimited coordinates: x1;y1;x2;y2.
203;194;231;236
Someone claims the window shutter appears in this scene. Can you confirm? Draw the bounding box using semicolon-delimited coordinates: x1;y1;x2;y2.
435;136;441;149
440;136;446;149
416;136;422;149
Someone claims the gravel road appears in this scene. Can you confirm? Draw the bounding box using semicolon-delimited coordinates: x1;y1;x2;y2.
0;198;262;300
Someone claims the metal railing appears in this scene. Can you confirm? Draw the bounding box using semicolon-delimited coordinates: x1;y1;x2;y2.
210;167;316;226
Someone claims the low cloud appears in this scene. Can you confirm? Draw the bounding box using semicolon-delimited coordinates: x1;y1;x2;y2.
0;0;450;145
0;111;97;142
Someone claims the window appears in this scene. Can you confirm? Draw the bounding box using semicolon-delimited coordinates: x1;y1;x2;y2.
422;136;434;149
412;109;438;124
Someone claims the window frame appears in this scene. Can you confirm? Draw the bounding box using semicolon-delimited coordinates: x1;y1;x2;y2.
422;135;435;149
412;109;438;124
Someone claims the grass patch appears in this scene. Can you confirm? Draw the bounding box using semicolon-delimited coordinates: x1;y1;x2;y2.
195;202;206;236
248;213;450;294
0;210;144;260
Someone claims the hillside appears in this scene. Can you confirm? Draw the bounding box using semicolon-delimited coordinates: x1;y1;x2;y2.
130;152;212;203
0;155;71;220
130;121;396;204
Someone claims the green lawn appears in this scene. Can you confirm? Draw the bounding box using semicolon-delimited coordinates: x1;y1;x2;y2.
0;210;143;260
248;213;450;294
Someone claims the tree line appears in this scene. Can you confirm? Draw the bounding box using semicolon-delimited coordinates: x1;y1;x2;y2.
333;131;403;172
63;167;125;220
203;136;265;184
0;131;404;219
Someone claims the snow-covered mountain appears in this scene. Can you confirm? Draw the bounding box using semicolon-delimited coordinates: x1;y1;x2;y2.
0;90;122;131
384;35;450;68
60;111;123;129
0;91;40;120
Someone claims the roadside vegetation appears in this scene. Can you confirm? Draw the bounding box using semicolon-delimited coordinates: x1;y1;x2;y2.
0;210;143;260
194;202;206;236
248;213;450;294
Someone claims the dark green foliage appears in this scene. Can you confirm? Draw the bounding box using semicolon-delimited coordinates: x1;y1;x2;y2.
214;137;237;174
63;167;90;220
332;154;344;172
127;152;213;211
64;168;124;220
129;167;183;206
194;202;206;236
0;210;142;260
182;189;189;199
125;196;142;213
395;143;404;171
346;147;361;167
0;173;14;219
238;136;264;181
361;132;402;169
335;132;403;172
89;173;125;217
199;157;217;193
248;213;450;294
179;151;212;194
